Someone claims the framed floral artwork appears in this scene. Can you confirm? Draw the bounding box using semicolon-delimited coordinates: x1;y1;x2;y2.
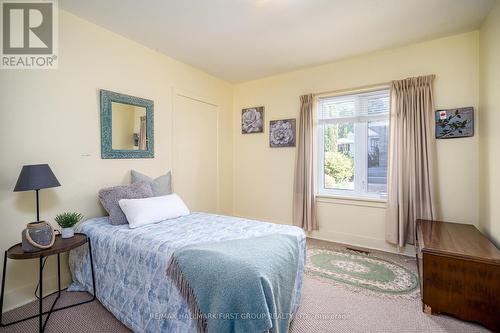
435;107;474;139
242;106;264;134
269;119;296;147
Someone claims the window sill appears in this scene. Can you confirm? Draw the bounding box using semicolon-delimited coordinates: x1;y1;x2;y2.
316;194;387;208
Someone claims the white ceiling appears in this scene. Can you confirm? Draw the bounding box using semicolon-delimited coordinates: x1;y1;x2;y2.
61;0;495;82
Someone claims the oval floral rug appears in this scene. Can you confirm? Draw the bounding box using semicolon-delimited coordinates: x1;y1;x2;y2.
305;248;419;299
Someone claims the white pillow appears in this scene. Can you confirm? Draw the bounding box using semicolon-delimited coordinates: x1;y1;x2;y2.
119;193;190;229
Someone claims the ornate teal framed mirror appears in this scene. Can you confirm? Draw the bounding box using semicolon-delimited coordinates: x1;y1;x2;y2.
100;90;154;159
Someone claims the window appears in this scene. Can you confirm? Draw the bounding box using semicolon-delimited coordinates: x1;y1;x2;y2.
317;88;389;199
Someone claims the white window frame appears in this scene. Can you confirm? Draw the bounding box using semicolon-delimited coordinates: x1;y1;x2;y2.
316;88;389;200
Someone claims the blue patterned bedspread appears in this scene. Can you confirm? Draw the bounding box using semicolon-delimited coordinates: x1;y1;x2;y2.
68;212;306;333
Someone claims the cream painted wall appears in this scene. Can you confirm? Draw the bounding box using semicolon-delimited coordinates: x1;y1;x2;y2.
479;1;500;247
233;32;480;254
0;10;233;310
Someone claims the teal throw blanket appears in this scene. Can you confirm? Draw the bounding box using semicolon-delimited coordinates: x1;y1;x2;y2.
166;234;300;333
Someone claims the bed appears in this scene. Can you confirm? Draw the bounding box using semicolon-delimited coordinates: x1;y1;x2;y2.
68;212;306;333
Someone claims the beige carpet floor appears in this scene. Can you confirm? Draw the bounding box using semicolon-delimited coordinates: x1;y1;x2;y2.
0;240;490;333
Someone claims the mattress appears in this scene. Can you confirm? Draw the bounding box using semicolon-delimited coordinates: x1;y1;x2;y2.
68;212;306;333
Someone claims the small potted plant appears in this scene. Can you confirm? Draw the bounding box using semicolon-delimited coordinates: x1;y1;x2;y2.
55;212;84;238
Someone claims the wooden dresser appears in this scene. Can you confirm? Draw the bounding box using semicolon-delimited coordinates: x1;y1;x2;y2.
416;219;500;332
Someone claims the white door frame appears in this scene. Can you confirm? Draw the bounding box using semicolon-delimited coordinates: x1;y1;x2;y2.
171;87;221;213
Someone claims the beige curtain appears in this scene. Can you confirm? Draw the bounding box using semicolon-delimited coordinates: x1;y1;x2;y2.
293;94;318;231
386;75;437;246
139;116;147;150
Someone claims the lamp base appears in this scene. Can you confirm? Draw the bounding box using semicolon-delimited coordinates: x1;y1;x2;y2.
21;221;55;252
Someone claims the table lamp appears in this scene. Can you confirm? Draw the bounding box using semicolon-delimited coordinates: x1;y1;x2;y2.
14;164;61;221
14;164;60;252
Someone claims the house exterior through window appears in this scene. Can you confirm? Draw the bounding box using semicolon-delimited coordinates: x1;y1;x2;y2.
317;88;390;199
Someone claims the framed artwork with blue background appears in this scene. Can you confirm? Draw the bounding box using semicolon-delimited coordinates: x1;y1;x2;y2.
435;107;474;139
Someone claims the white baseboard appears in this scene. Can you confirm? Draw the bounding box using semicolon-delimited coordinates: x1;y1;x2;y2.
231;213;415;257
307;231;415;257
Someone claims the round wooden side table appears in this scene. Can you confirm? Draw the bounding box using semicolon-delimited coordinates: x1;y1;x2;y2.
0;233;96;333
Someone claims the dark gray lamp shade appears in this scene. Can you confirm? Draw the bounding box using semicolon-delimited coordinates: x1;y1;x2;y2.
13;164;61;192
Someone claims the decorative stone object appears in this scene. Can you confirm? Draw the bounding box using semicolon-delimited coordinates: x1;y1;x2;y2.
21;221;55;252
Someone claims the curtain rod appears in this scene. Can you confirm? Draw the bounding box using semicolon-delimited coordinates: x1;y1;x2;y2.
314;81;391;98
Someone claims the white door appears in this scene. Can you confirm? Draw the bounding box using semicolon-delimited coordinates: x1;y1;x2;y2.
173;93;218;213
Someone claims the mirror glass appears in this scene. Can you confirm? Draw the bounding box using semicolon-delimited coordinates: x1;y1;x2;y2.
111;102;147;150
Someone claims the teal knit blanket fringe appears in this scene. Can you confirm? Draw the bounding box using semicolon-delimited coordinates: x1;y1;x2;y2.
166;234;300;333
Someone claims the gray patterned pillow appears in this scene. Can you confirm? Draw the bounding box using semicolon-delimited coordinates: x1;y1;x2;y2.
131;170;172;197
98;181;153;225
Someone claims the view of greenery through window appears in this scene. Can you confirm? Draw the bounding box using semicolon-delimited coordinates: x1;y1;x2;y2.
324;123;355;189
